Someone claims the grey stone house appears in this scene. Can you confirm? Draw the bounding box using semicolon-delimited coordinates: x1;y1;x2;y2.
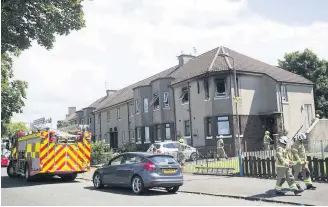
92;46;315;156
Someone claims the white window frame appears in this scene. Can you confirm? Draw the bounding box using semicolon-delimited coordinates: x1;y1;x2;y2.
136;127;141;144
145;127;150;143
143;98;149;113
163;92;169;108
165;124;171;140
135;100;140;114
184;120;191;136
155;124;161;142
117;108;120;120
281;85;288;102
217;116;230;136
215;79;227;97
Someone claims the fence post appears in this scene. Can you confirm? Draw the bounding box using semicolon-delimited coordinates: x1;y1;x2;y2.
239;152;244;176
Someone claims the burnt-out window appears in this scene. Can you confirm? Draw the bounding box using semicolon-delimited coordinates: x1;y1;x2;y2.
150;94;160;110
215;79;226;97
204;79;209;99
179;87;189;103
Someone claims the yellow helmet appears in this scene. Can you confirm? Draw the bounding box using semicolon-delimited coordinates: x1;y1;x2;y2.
265;131;270;135
178;138;184;143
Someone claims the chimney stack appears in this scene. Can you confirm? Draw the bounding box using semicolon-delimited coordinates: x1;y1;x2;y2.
177;54;195;66
68;107;76;115
106;89;118;97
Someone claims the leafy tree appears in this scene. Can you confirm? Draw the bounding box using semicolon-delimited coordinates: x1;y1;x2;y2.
1;53;28;136
1;0;86;133
278;49;328;118
2;121;30;139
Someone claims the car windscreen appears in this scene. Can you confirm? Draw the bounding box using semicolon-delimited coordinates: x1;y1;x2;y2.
149;155;178;164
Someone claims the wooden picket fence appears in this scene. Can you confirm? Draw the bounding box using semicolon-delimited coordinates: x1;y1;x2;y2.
243;152;328;182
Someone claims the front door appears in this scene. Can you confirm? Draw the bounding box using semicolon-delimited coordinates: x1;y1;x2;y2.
102;155;124;185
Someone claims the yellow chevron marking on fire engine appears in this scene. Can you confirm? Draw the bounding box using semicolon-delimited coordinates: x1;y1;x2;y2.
42;156;55;172
67;147;80;170
18;133;40;141
77;148;88;163
41;148;55;165
40;142;55;160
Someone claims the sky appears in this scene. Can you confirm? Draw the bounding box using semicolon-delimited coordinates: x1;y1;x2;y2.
12;0;328;127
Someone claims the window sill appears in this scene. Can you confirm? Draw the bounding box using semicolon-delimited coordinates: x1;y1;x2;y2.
215;134;244;138
182;102;189;105
282;101;289;104
136;141;141;144
184;136;191;139
164;139;172;141
153;108;160;112
204;98;210;101
144;141;151;144
155;140;161;143
214;96;229;100
206;136;213;139
163;107;170;110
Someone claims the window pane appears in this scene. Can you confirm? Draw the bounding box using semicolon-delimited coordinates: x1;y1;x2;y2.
145;127;150;142
156;125;161;141
164;92;169;107
218;121;230;135
149;155;177;164
130;104;134;116
111;156;123;165
217;116;228;121
117;108;120;120
144;98;148;113
184;120;190;136
207;118;212;136
135;100;140;113
165;124;171;140
216;79;226;94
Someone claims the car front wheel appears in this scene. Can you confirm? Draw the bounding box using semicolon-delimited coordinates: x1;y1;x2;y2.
166;186;179;194
93;173;104;189
190;152;198;161
131;175;145;195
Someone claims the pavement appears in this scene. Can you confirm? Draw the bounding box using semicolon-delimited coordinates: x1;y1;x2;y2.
1;168;282;206
79;167;328;206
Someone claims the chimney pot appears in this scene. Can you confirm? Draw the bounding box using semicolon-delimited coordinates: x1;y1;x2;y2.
106;89;118;97
177;54;195;66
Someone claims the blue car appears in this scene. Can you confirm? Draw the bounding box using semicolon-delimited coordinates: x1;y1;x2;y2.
92;152;183;195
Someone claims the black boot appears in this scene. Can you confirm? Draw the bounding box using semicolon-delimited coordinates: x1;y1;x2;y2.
275;191;286;196
296;185;304;191
293;189;303;195
306;184;316;190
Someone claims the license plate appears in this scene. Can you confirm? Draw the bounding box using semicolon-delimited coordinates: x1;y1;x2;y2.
162;169;177;174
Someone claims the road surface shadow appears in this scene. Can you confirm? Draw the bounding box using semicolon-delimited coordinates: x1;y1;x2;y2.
248;189;302;199
1;175;79;188
84;186;172;196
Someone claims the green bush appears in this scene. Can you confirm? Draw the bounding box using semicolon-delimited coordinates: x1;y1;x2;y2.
91;140;113;165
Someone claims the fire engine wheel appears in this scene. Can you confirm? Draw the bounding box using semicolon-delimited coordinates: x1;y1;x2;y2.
7;162;18;178
59;173;77;181
24;164;33;182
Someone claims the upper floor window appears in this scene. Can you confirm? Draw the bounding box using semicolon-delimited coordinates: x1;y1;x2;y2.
98;114;101;124
107;111;110;123
184;120;191;136
204;79;209;99
150;93;160;110
179;87;189;103
143;98;148;113
117;108;120;120
131;129;135;142
281;85;288;102
215;79;226;97
129;103;134;117
122;131;125;143
135;100;140;114
163;92;169;108
81;118;84;125
88;117;92;124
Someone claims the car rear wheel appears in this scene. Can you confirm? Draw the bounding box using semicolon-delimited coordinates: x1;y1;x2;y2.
60;173;77;181
93;173;104;189
166;186;179;194
131;175;145;195
190;152;198;161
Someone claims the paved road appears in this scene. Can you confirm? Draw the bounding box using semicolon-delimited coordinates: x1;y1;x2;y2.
1;168;285;206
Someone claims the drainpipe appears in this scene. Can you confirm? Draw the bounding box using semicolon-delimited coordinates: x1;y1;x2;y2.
127;102;131;143
278;83;285;135
187;81;193;147
171;85;177;141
